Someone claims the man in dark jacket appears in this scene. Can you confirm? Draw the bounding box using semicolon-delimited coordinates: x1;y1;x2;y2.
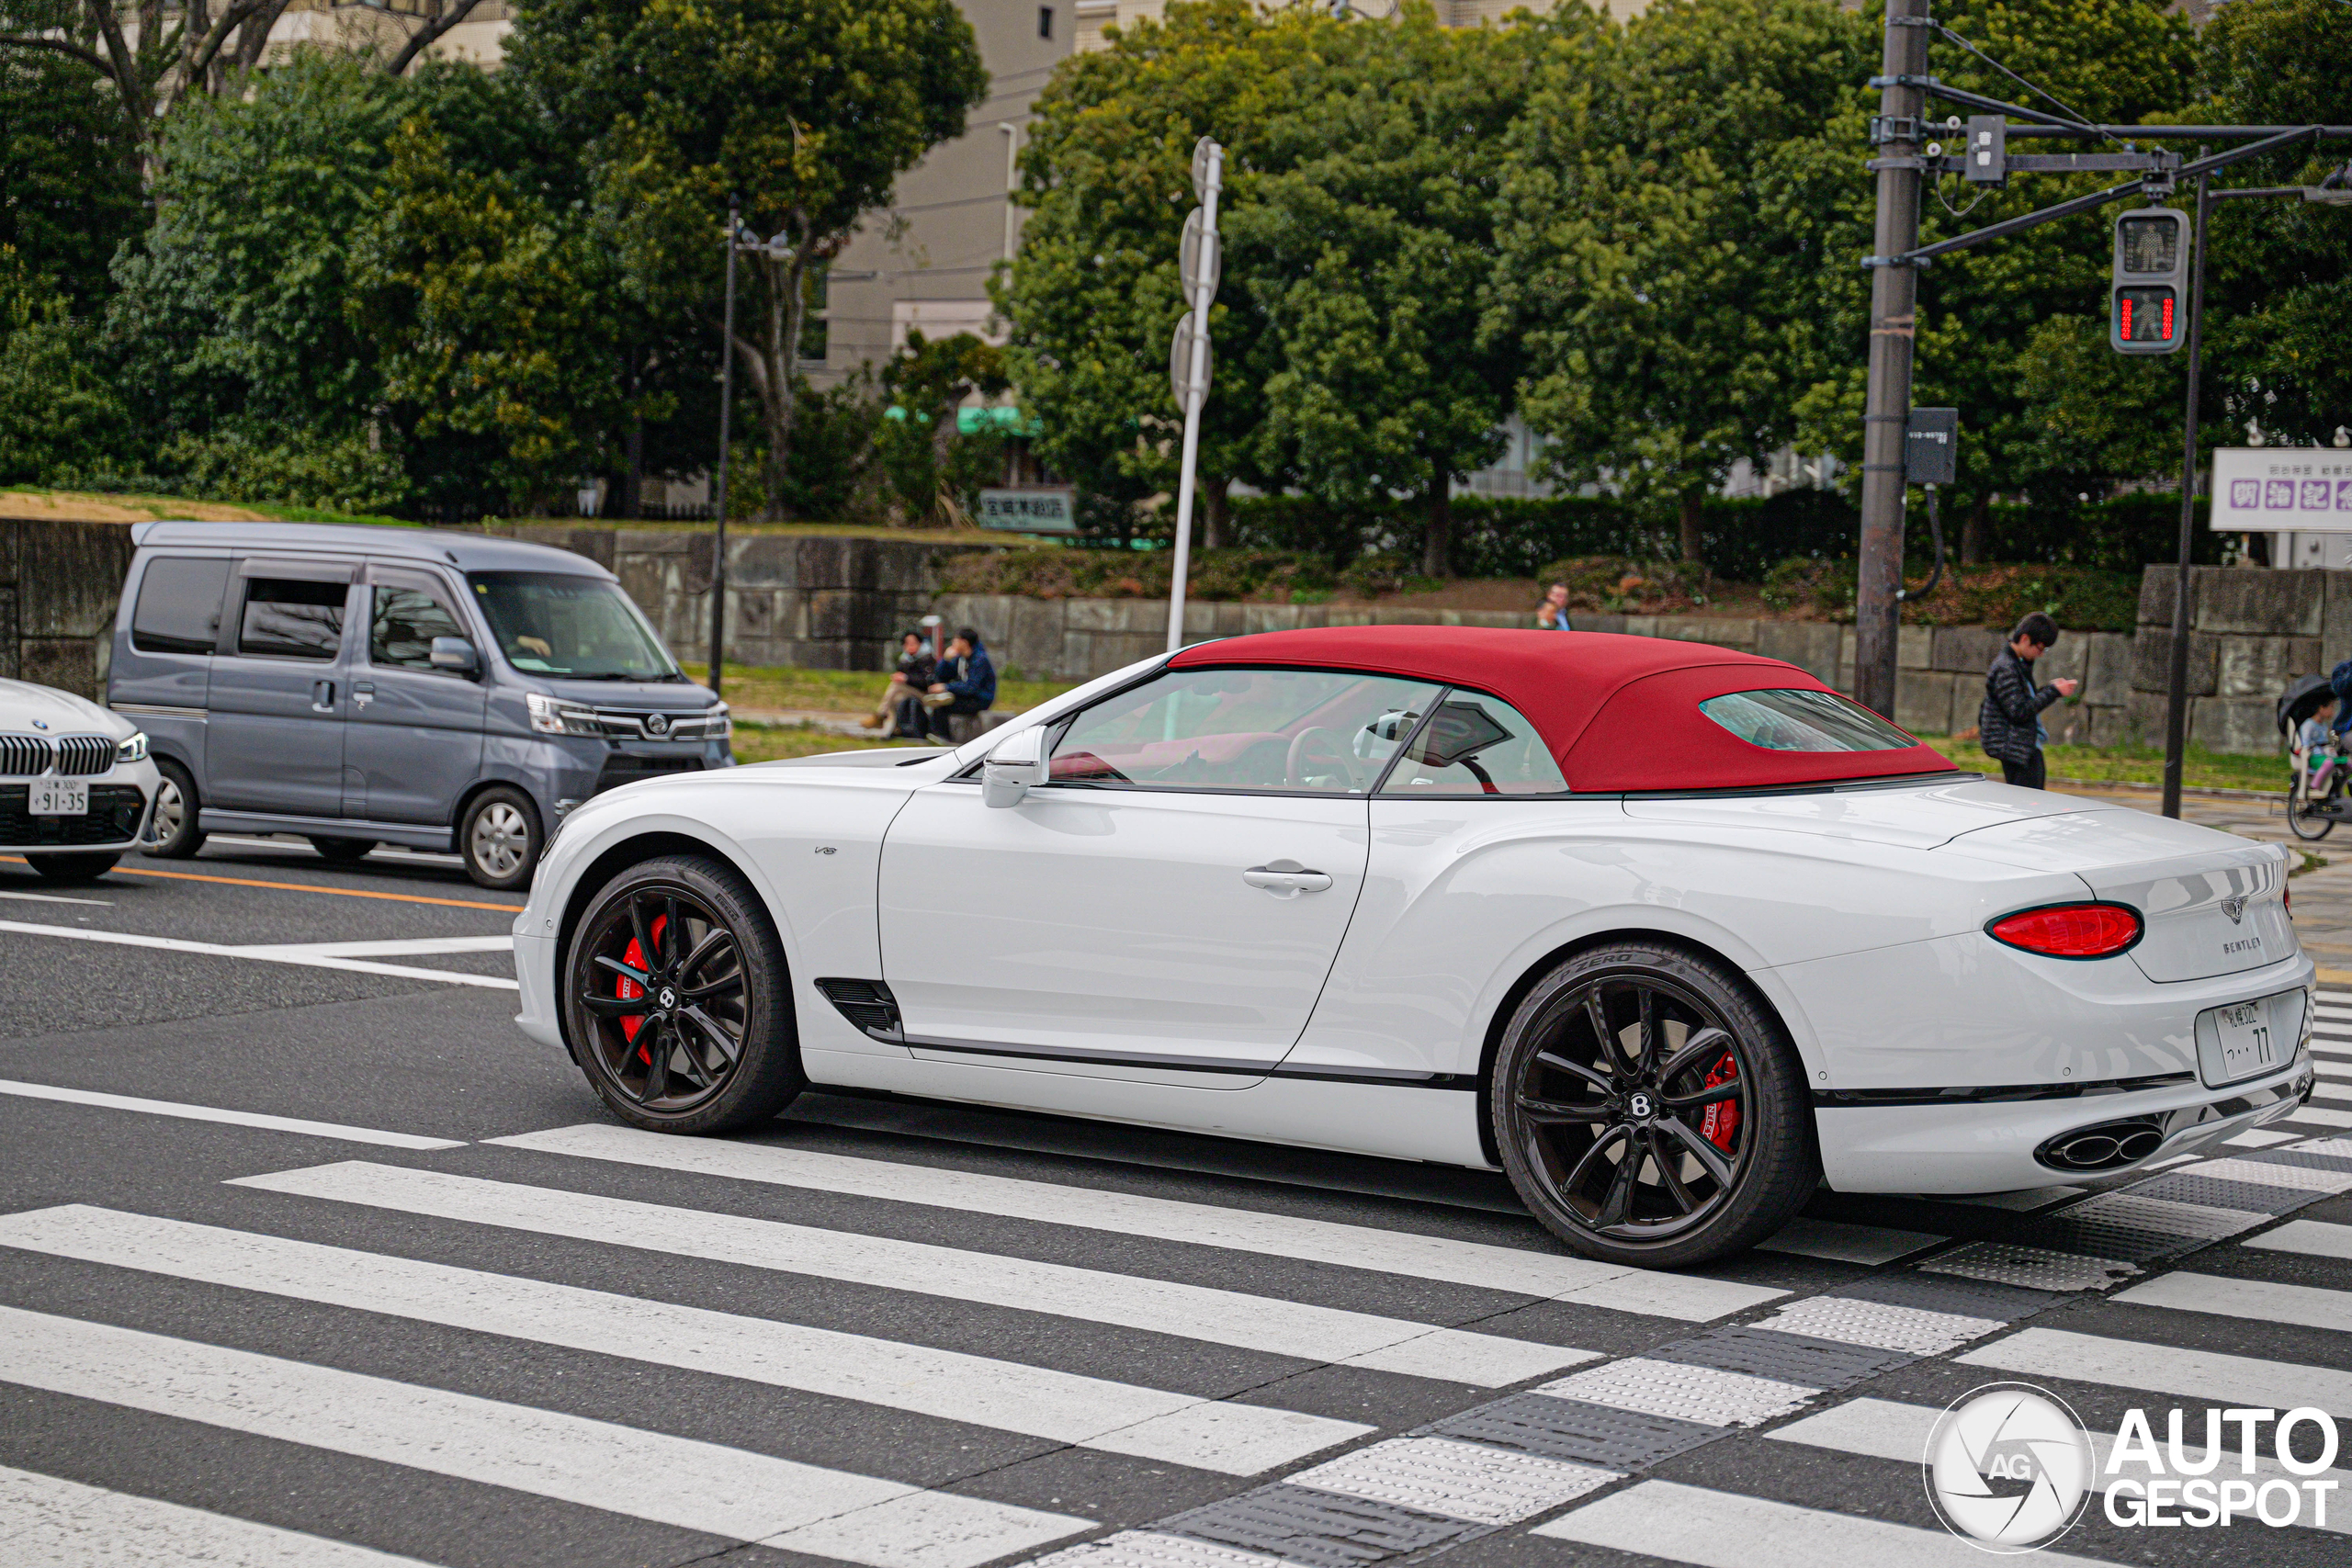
1980;611;2079;789
922;627;997;740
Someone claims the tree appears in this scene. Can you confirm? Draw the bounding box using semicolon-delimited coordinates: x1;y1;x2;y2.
0;0;301;161
996;0;1357;547
508;0;989;519
0;40;141;317
1233;5;1537;575
876;330;1010;525
1496;0;1874;568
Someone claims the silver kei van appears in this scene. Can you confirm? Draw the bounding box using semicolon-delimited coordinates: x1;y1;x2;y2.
108;522;730;890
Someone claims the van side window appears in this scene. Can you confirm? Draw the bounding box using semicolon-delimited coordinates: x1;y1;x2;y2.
371;578;465;671
238;578;345;660
131;557;229;655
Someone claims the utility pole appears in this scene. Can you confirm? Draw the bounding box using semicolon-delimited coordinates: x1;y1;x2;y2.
708;197;741;702
1854;0;1930;719
1166;138;1223;655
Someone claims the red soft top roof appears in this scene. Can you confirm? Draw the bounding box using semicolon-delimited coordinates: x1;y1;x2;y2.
1167;626;1955;793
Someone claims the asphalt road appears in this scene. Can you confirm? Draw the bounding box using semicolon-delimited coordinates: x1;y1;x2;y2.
2;836;2350;1568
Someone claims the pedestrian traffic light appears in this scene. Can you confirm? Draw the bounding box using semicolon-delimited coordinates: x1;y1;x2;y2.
2110;208;2189;355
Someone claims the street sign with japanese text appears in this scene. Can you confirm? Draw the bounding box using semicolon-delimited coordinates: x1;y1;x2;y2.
977;487;1079;535
2208;448;2352;533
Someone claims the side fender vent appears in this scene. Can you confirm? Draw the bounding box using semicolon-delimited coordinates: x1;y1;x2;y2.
815;977;904;1043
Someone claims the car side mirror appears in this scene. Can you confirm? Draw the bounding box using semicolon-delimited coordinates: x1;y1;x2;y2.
429;636;481;676
982;726;1048;808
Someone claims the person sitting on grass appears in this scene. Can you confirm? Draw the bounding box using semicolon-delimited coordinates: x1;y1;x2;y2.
865;629;933;734
919;627;997;741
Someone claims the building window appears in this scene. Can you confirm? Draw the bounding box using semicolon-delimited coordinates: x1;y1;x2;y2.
1039;5;1053;38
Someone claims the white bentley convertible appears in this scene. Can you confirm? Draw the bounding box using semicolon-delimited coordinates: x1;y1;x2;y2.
1;677;160;882
511;627;2318;1266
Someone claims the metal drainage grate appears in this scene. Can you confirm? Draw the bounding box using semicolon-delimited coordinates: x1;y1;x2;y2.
1286;1438;1616;1529
1429;1392;1721;1471
1760;1295;2007;1357
1534;1357;1816;1428
1640;1325;1912;1390
1917;1241;2139;1292
1158;1483;1478;1568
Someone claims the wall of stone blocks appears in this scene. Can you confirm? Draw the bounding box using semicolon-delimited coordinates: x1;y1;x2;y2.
2131;564;2352;756
0;517;137;700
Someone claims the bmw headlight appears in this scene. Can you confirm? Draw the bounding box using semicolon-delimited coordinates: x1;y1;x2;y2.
526;692;603;737
116;731;149;764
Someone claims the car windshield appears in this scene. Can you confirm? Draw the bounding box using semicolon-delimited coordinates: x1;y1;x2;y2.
467;572;678;680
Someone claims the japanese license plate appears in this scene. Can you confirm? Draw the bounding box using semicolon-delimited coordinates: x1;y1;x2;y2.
2211;999;2279;1082
29;777;87;817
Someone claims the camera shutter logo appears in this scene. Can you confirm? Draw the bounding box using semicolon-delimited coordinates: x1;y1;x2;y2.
1925;1383;2094;1551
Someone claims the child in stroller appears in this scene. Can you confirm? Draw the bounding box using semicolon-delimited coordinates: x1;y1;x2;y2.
2280;671;2346;840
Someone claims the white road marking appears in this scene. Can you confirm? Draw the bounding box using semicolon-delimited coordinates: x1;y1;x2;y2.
1285;1437;1616;1526
488;1122;1785;1322
2113;1269;2352;1333
1529;1478;2119;1565
1535;1359;1815;1428
0;1304;1089;1568
0;1079;462;1150
1770;1397;2352;1534
0;889;110;906
2226;1130;2301;1146
0;919;516;989
2245;1218;2352;1260
1947;1186;2084;1211
1959;1326;2352;1415
1761;1295;2004;1356
0;1462;443;1567
0;1205;1363;1476
2312;1060;2351;1077
234;935;515;958
1755;1217;1946;1266
2282;1106;2352;1128
232;1161;1592;1387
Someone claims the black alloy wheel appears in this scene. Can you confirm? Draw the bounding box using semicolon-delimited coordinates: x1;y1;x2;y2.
1493;942;1815;1268
562;854;804;1134
143;760;205;859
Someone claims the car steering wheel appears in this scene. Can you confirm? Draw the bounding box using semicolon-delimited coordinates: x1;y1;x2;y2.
1286;728;1361;791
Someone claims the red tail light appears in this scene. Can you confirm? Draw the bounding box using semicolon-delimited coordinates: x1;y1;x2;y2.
1987;903;2143;959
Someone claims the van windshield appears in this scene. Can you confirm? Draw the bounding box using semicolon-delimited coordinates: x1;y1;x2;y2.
467;572;679;680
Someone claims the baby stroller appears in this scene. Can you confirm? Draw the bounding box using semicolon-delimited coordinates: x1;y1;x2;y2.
2280;672;2343;840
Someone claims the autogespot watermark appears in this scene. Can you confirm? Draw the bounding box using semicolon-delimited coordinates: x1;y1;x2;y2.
1923;1382;2342;1551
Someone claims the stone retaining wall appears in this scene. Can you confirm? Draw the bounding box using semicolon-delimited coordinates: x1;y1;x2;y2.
0;517;136;699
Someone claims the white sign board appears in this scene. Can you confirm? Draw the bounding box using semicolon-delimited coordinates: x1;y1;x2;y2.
2210;447;2352;533
977;487;1078;535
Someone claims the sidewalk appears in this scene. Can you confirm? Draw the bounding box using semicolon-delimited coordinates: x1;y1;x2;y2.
2051;780;2352;982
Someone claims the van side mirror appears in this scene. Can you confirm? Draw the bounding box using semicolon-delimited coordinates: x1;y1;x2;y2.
429;636;481;676
981;726;1048;808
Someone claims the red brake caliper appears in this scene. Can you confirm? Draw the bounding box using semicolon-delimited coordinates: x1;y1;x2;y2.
616;915;669;1060
1699;1052;1740;1152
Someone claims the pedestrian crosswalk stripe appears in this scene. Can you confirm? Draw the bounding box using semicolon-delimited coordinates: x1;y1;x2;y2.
232;1161;1592;1387
1957;1326;2352;1416
1770;1396;2352;1534
1283;1436;1616;1526
1029;1531;1288;1568
2245;1217;2352;1260
2313;1060;2351;1077
1754;1217;1946;1266
0;1461;445;1568
2226;1130;2301;1147
1528;1478;2120;1566
0;1205;1365;1476
2312;1083;2352;1102
2283;1106;2352;1128
0;1304;1090;1568
488;1123;1785;1322
1534;1359;1815;1428
2113;1269;2352;1334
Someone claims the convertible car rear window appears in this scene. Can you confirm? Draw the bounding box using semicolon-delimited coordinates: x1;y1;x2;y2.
1699;688;1917;752
1049;667;1442;793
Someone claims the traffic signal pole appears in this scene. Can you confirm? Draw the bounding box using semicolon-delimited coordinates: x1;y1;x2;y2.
1854;0;1929;719
2160;172;2210;821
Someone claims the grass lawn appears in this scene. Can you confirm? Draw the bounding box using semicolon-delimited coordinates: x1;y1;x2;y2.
1916;733;2284;793
684;661;1077;717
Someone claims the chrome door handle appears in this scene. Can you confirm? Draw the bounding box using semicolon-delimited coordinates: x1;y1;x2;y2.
1243;860;1333;897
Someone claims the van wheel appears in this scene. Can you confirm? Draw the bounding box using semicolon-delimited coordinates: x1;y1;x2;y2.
28;852;120;884
562;853;803;1133
460;785;540;891
143;761;206;859
1491;942;1817;1269
309;836;377;864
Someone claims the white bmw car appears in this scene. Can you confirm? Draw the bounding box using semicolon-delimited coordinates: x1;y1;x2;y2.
511;627;2319;1266
1;677;159;883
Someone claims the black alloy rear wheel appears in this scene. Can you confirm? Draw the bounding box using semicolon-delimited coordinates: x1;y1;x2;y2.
1493;942;1815;1268
562;854;803;1134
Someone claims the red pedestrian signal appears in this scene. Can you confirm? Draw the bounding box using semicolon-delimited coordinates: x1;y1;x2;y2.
2110;209;2188;355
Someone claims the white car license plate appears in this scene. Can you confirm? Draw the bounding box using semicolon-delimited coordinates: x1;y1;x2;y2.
29;778;87;817
2212;999;2279;1081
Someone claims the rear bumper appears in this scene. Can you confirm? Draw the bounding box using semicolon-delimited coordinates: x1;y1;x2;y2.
1817;1054;2318;1194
